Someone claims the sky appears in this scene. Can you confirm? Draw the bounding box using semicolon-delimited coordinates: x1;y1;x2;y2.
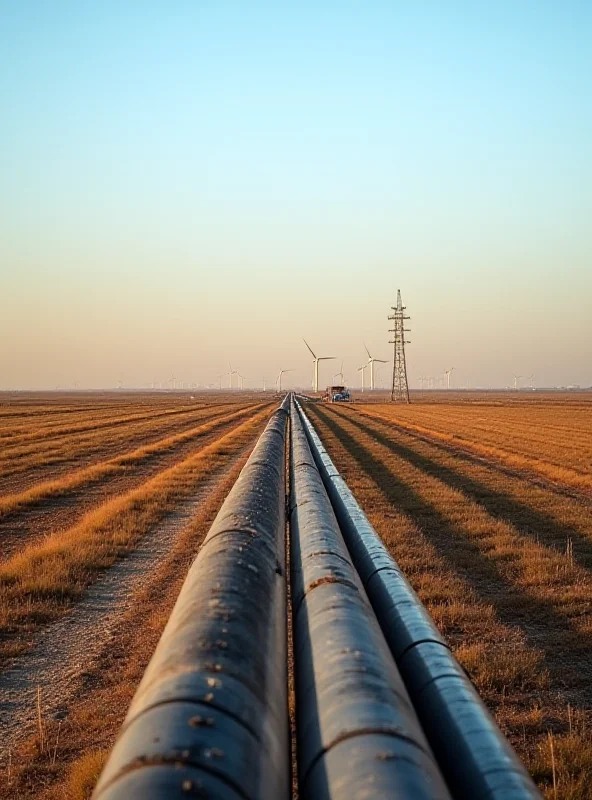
1;1;590;390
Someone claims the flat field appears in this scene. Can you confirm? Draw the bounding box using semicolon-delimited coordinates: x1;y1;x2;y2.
306;392;592;799
1;391;591;799
0;391;274;799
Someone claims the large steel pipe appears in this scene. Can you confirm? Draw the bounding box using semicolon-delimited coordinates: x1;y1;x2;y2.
289;400;451;799
94;399;291;800
296;400;540;800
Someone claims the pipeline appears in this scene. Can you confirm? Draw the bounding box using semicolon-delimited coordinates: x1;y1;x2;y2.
94;397;291;800
295;399;541;799
289;399;451;799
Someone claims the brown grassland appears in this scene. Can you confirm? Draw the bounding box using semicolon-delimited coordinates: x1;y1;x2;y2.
0;392;273;799
306;392;592;799
0;390;591;798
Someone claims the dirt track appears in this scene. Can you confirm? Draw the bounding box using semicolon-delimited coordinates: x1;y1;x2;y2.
0;451;250;753
0;398;269;798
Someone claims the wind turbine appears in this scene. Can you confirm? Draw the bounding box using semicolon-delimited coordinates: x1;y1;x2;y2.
364;344;388;391
333;361;345;384
357;364;366;392
227;362;238;390
444;367;454;389
276;369;293;393
237;373;245;390
303;340;336;393
513;373;522;390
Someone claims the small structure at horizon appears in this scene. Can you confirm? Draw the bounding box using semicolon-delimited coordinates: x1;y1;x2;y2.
388;289;411;403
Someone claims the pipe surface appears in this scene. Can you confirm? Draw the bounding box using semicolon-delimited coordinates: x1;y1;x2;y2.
94;398;291;800
290;399;451;800
296;399;541;800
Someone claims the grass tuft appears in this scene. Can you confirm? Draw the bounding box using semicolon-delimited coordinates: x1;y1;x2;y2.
64;751;108;800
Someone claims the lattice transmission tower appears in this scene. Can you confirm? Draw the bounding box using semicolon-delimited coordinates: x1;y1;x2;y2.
388;289;411;403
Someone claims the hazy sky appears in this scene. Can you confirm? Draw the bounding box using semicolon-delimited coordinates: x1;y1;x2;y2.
1;1;590;390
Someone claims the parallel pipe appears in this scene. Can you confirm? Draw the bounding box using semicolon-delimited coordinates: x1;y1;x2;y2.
94;398;291;800
290;399;451;799
296;400;541;800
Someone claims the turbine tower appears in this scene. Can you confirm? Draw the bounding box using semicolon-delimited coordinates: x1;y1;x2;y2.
227;362;238;389
357;364;366;392
513;374;522;391
276;369;293;393
444;367;454;389
333;361;345;384
388;289;411;403
303;339;335;393
364;344;388;391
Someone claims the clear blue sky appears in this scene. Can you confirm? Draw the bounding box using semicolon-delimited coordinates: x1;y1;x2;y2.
1;1;590;389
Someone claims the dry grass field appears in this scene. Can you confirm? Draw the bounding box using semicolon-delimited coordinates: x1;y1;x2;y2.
0;392;274;799
1;390;591;798
306;392;592;799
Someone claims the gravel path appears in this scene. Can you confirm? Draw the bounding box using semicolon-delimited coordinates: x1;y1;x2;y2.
0;469;231;755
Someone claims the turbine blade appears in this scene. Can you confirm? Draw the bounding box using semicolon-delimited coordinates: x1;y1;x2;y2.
303;339;316;358
364;342;371;359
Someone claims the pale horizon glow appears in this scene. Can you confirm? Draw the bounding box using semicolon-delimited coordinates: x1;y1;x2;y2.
1;2;591;390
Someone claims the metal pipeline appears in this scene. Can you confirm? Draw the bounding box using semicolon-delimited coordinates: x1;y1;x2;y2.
289;399;451;799
94;398;290;800
295;399;541;800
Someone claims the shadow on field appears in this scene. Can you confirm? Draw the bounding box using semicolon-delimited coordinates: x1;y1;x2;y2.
310;405;592;703
333;407;592;577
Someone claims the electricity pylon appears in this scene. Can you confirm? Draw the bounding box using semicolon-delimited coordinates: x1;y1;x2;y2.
388;289;411;403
